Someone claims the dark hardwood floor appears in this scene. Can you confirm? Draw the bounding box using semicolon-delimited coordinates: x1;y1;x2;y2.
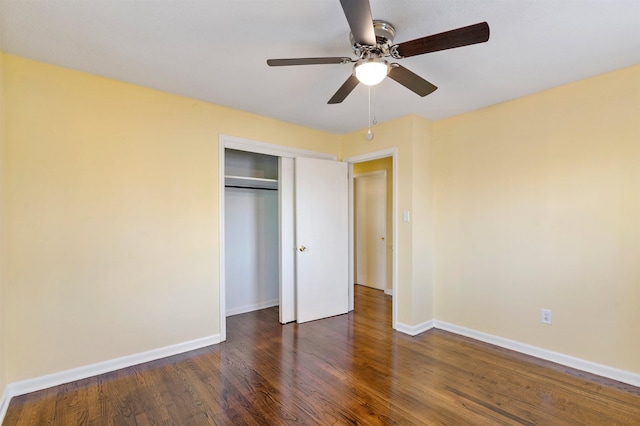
5;285;640;425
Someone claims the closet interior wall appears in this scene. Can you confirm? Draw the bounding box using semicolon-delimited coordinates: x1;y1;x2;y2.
224;149;279;317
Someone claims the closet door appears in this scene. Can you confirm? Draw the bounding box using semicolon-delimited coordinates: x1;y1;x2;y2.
279;157;295;324
295;157;349;323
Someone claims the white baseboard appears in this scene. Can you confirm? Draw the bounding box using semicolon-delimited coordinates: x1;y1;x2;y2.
395;320;434;336
0;386;10;426
2;321;637;425
434;321;640;388
226;299;278;317
3;333;220;413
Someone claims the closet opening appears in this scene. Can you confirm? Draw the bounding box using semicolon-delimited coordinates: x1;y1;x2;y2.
219;134;345;341
224;149;280;319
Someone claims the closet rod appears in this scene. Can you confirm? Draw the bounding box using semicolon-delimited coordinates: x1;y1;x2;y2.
225;185;277;191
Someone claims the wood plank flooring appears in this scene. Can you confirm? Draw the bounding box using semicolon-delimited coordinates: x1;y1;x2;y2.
5;285;640;425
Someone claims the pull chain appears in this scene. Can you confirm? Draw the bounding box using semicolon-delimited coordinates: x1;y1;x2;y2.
372;86;377;125
366;86;374;140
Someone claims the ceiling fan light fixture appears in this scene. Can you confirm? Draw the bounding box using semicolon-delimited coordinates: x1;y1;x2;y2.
354;58;389;86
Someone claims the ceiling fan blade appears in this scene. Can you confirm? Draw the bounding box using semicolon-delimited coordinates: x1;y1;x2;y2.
328;75;360;104
340;0;376;46
267;57;352;66
395;22;490;58
388;64;438;97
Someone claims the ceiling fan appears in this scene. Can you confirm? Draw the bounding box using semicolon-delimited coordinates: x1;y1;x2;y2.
267;0;490;104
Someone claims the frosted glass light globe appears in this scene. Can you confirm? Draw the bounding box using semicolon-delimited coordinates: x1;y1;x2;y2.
354;59;389;86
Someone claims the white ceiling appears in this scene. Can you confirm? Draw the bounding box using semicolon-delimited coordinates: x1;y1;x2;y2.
1;0;639;134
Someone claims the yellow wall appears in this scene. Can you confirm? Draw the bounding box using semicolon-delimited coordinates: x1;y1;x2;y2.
3;54;340;383
433;64;640;372
1;49;638;390
0;50;7;397
341;115;435;325
353;157;393;292
410;118;435;325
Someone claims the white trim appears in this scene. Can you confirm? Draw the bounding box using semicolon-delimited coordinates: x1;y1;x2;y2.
347;162;355;311
435;321;640;387
391;152;398;331
219;138;227;342
396;320;435;336
343;148;398;331
0;387;10;425
226;299;279;317
353;170;386;179
344;148;396;164
5;335;220;400
222;134;336;160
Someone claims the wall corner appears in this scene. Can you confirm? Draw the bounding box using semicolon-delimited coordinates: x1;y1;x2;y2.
0;48;9;413
409;115;436;323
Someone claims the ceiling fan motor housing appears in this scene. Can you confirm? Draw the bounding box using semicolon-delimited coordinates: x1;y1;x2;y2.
350;20;396;57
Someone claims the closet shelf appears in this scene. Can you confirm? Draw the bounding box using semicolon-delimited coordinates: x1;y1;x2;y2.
225;175;278;190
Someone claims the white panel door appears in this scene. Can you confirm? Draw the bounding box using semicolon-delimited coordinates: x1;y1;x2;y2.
295;157;349;323
355;172;387;290
279;157;295;324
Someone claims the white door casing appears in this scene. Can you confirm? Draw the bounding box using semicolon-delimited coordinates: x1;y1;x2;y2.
295;157;349;323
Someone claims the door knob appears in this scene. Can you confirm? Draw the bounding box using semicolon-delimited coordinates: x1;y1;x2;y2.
298;245;307;252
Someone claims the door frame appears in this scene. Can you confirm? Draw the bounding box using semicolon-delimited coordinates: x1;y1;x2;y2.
344;148;398;330
218;135;335;341
354;170;387;291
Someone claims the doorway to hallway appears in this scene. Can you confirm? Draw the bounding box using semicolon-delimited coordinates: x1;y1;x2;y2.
354;170;387;291
346;149;397;329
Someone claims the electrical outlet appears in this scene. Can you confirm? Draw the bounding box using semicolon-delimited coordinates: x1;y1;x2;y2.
541;309;552;324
